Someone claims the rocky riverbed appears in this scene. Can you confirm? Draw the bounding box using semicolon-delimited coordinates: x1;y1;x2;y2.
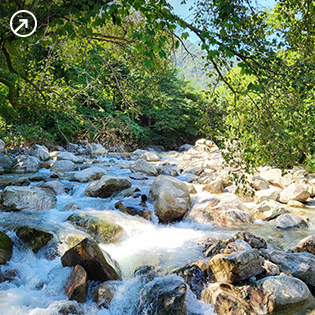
0;138;315;314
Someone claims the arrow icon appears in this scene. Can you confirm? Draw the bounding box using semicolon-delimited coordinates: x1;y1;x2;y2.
10;10;37;38
14;19;29;33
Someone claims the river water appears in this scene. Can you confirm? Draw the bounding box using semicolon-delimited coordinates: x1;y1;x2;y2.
0;152;313;314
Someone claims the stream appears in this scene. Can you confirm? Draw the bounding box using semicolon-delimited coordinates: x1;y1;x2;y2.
0;150;314;315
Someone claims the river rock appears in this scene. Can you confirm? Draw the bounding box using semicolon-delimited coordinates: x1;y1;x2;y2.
93;280;122;308
288;200;306;208
262;259;280;276
14;155;40;173
16;226;53;253
250;175;269;190
249;276;315;314
201;282;255;315
227;232;267;250
144;152;160;162
71;167;106;183
178;144;193;152
289;235;315;254
279;183;310;203
260;168;292;188
251;200;290;221
67;213;123;243
65;265;87;303
115;200;152;220
202;179;224;194
0;231;13;264
40;180;69;195
208;249;263;283
51;160;78;173
0;153;14;169
0;139;5;153
275;213;308;229
129;172;148;180
66;143;79;152
1;186;56;211
57;152;83;163
30;144;50;161
61;238;122;281
87;143;108;156
254;188;278;204
195;138;219;152
130;159;157;176
259;249;315;286
0;166;3;174
138;275;187;315
189;193;253;226
85;175;132;198
150;175;191;222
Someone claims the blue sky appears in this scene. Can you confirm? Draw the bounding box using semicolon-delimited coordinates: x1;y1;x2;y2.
170;0;277;43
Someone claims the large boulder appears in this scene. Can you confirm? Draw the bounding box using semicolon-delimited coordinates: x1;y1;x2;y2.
85;175;132;198
71;167;107;182
65;265;87;303
51;160;78;173
30;144;50;161
279;183;310;204
57;152;83;163
130;159;158;176
150;175;191;222
275;213;308;229
16;226;53;253
1;186;56;211
0;231;13;264
251;200;290;221
61;238;122;281
260;249;315;286
250;276;315;314
67;213;123;244
0;153;14;169
138;276;187;315
188;193;253;226
208;249;263;283
14;155;40;173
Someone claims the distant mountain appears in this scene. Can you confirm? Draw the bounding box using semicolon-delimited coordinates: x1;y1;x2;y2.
174;40;215;90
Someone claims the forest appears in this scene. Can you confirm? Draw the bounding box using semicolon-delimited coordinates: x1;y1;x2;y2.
1;0;315;169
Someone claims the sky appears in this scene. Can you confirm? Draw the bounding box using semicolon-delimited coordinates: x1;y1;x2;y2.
170;0;277;43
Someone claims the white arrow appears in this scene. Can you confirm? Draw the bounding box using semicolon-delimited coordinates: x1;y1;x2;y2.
14;19;29;33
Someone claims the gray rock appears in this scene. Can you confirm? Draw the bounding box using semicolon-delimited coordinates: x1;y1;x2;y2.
260;249;315;286
208;249;263;283
57;152;83;163
40;180;68;195
0;166;3;174
130;159;158;176
61;238;122;282
275;213;308;229
14;155;40;173
0;153;14;169
150;175;191;222
249;276;315;313
1;186;56;211
71;167;107;182
178;144;194;152
30;144;50;161
85;175;132;198
250;175;269;190
279;183;310;204
66;143;79;152
93;281;122;308
87;143;108;156
51;160;78;173
251;200;290;221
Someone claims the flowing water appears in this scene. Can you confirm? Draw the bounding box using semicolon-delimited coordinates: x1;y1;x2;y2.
0;153;313;314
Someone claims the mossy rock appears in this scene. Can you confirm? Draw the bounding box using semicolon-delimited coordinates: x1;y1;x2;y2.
0;230;13;264
16;226;53;253
67;213;123;244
